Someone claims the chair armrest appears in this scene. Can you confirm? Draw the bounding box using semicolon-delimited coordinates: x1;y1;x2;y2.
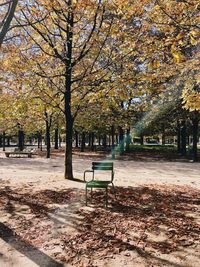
83;170;94;182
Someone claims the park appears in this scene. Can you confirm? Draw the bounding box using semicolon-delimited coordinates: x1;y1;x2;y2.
0;1;200;267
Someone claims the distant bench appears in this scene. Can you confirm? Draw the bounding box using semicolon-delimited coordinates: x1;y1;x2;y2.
5;152;33;158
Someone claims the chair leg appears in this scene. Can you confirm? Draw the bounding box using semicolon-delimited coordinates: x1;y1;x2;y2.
91;188;93;198
85;186;88;206
112;183;117;199
105;187;108;208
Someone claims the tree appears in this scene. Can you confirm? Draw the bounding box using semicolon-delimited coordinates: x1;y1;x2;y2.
15;0;145;179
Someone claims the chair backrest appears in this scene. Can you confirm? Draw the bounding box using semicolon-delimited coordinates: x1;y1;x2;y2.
92;162;114;182
92;161;113;171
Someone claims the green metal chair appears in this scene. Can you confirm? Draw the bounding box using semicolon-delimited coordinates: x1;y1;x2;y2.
84;162;115;208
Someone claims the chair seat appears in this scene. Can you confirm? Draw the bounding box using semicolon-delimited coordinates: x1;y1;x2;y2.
86;180;111;188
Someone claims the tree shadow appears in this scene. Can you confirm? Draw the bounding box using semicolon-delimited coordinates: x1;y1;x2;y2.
0;222;64;267
0;185;199;266
0;186;82;216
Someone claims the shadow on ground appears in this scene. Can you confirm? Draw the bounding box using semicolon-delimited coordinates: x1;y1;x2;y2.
0;185;199;266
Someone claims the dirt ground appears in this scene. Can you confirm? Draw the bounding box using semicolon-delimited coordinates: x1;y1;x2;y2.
0;149;199;267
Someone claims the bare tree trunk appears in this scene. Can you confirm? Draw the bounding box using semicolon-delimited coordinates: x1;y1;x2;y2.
180;120;187;157
177;120;181;153
140;135;144;145
81;132;85;152
3;132;6;151
118;126;124;155
111;125;115;159
45;118;51;158
192;115;199;162
18;128;24;151
91;132;95;151
103;134;107;148
75;130;79;148
125;128;131;152
64;109;73;178
64;1;74;179
7;136;10;147
54;128;59;149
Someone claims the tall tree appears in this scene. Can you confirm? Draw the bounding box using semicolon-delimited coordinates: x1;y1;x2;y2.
16;0;143;179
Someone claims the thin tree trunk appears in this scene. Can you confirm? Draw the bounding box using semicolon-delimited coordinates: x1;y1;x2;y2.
111;125;115;159
125;128;131;152
103;134;107;148
54;128;59;149
81;132;85;152
0;135;2;147
108;135;111;147
40;131;43;151
37;131;40;149
91;132;95;151
59;134;62;148
180;120;187;157
75;130;79;148
115;134;119;145
88;133;91;147
3;132;6;151
177;120;181;153
140;135;144;145
7;137;10;147
192;116;199;162
18;129;24;151
45;120;51;158
118;126;124;155
98;135;101;146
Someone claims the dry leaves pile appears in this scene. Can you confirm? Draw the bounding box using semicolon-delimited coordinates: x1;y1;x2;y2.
61;185;200;265
0;184;199;266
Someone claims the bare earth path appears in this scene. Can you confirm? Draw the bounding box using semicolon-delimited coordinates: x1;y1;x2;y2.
0;150;199;267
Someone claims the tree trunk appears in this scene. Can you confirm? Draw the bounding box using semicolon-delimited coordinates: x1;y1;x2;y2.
40;131;43;151
115;134;119;145
91;132;95;151
125;128;131;152
161;124;165;145
192;116;199;162
3;132;6;151
59;134;62;148
7;136;10;147
177;120;181;153
64;111;73;179
64;2;74;179
75;130;79;148
118;126;124;155
0;135;2;147
103;134;107;148
18;129;24;151
140;135;144;145
88;133;91;147
108;135;111;147
180;120;187;156
54;128;59;149
111;125;115;159
81;132;85;152
98;135;101;146
37;131;41;149
0;0;18;47
45;120;51;158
